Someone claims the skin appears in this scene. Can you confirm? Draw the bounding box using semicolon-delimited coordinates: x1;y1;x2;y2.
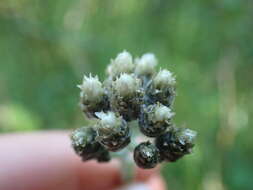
0;131;166;190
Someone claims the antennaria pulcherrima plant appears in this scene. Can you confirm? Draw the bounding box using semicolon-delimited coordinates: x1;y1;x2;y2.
70;51;197;181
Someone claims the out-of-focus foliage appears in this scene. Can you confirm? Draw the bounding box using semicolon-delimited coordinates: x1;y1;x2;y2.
0;0;252;189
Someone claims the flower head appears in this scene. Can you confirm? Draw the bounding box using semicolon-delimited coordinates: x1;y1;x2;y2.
153;69;176;89
154;104;174;122
95;111;130;151
113;73;140;97
95;111;121;130
71;127;110;162
139;104;173;137
134;141;161;169
135;53;157;75
107;50;134;77
155;128;197;162
78;74;104;102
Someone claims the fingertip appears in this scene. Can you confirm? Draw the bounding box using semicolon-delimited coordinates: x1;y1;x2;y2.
76;160;122;190
115;175;166;190
135;166;160;181
147;175;167;190
0;132;166;190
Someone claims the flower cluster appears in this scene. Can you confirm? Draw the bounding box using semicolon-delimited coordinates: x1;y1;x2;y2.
71;51;197;169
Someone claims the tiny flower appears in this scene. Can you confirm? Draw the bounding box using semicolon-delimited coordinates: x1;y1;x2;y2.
153;69;176;89
71;127;110;162
78;74;109;118
113;73;140;97
134;141;161;169
146;69;176;107
139;104;173;137
95;111;121;133
177;128;197;146
135;53;157;75
155;128;197;162
106;50;134;77
78;74;104;102
95;111;131;151
110;73;143;121
154;104;174;122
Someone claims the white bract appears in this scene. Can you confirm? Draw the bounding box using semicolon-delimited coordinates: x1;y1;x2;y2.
77;74;104;102
178;129;197;144
95;112;117;127
95;112;122;135
107;50;134;77
154;104;174;122
135;53;157;75
153;69;176;88
114;73;140;96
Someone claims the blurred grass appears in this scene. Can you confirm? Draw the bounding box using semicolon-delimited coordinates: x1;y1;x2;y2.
0;0;253;189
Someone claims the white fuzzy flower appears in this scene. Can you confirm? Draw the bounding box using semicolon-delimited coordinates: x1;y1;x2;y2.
106;50;134;77
114;73;140;96
95;111;117;127
77;74;104;102
95;112;122;135
153;69;176;88
154;104;174;122
135;53;157;75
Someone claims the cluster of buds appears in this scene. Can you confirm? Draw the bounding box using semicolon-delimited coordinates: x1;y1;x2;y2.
71;51;197;169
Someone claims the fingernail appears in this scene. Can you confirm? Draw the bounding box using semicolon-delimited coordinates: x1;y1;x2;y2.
117;183;151;190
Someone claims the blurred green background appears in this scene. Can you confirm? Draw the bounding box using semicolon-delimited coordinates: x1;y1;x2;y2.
0;0;252;189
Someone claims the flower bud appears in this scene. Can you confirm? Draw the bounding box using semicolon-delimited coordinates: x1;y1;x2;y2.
78;74;109;118
154;104;175;122
155;128;197;162
146;70;176;107
113;73;141;97
106;51;134;77
95;112;130;151
153;69;176;89
71;127;110;162
134;141;161;169
139;104;174;137
135;53;157;76
109;73;143;121
78;74;104;102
